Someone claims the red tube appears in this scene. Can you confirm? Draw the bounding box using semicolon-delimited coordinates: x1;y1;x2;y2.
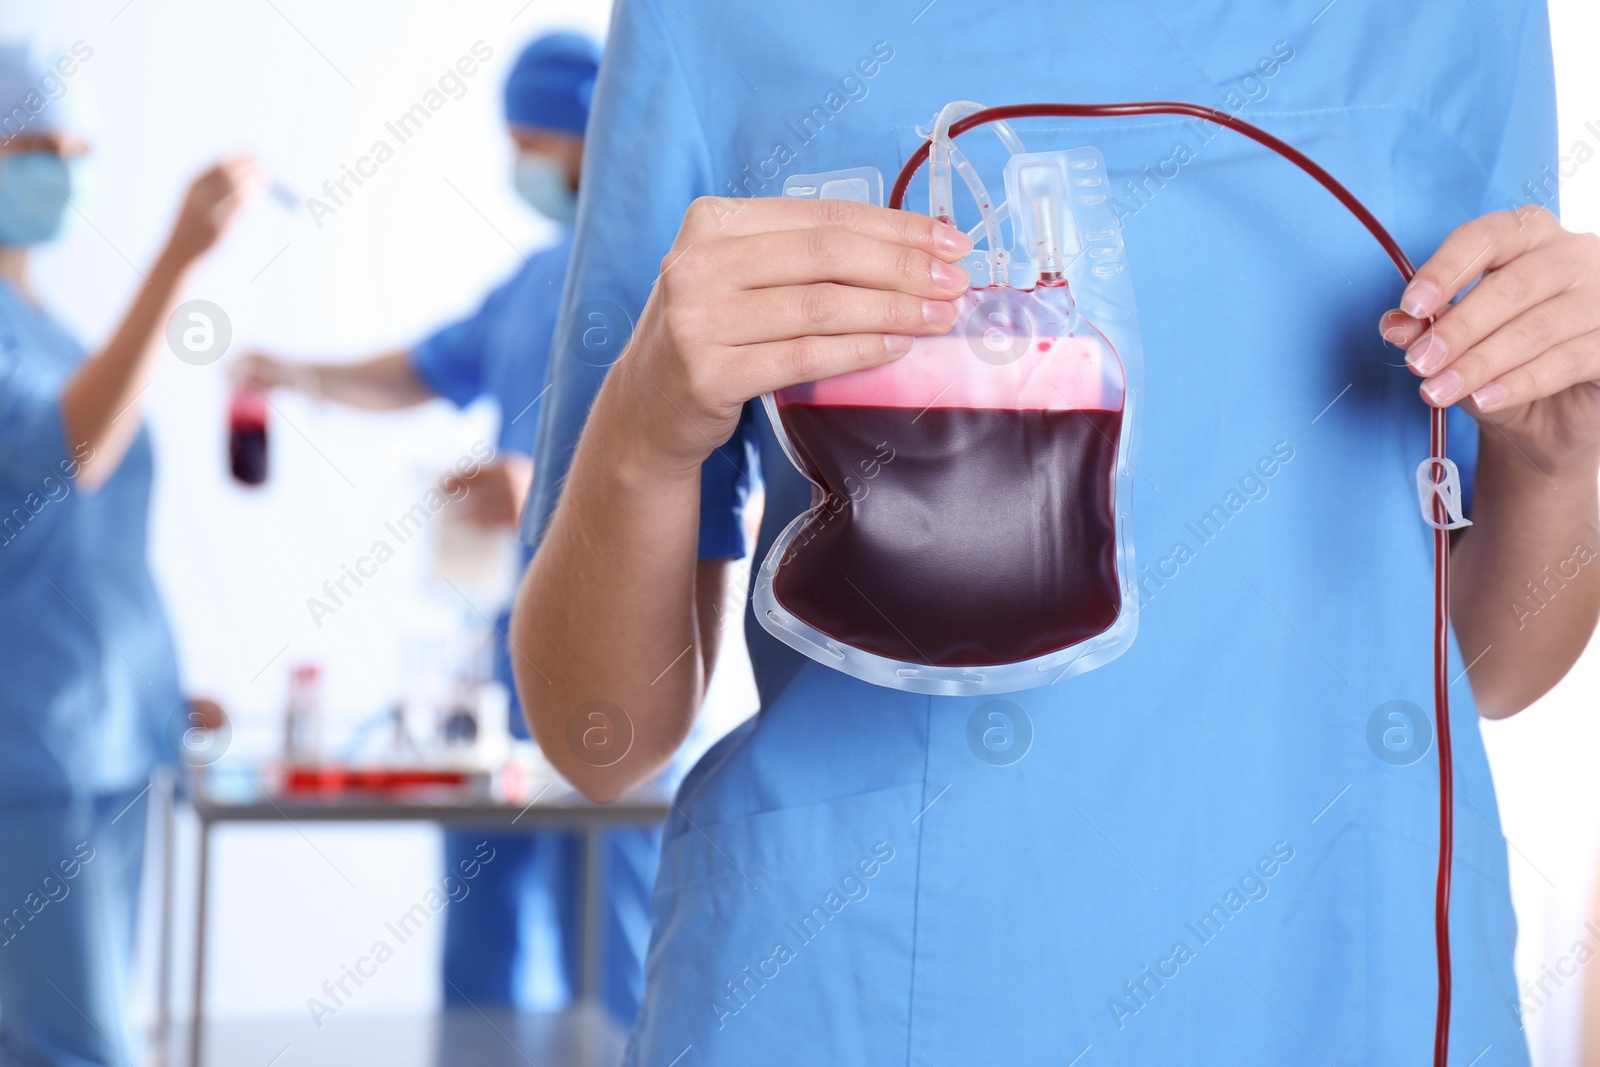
892;102;1454;1066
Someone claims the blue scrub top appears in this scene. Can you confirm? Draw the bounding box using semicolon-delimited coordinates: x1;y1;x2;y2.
411;232;572;458
526;1;1555;1062
0;282;181;804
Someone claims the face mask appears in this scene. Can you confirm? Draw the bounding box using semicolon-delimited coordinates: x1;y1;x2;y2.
0;152;79;246
512;153;577;225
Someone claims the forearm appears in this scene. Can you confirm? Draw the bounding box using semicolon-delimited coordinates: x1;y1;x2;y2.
61;247;194;491
1451;434;1600;717
296;350;434;410
511;363;711;801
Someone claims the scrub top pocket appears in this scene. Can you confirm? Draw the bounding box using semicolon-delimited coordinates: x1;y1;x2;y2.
629;780;926;1067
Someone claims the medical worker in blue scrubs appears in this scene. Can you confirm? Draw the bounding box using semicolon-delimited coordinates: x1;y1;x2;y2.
513;1;1600;1063
0;43;254;1067
238;33;656;1023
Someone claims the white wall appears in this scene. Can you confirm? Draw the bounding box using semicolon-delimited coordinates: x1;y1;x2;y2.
1479;4;1600;1065
1;0;1598;1060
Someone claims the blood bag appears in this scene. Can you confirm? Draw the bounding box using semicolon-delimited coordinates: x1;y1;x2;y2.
228;387;269;486
753;144;1144;695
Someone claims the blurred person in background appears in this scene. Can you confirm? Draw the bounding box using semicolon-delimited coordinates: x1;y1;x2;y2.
234;33;656;1024
0;41;254;1067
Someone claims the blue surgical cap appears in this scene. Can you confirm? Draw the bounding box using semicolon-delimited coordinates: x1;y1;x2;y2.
503;32;600;136
0;40;86;141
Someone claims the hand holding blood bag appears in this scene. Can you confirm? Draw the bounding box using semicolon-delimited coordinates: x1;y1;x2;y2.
754;151;1143;696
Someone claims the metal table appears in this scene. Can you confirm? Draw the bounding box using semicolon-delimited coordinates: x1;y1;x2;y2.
154;766;669;1067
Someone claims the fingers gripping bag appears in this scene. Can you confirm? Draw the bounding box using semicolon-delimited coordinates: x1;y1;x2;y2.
752;115;1144;696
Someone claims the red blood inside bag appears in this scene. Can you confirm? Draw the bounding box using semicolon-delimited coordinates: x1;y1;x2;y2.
763;286;1129;673
228;388;269;486
773;402;1120;666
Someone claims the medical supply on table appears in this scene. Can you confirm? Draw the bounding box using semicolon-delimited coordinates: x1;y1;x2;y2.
280;765;484;793
273;686;506;797
754;98;1464;1067
433;626;512;768
282;661;323;763
227;386;269;486
328;628;512;773
273;676;510;797
433;680;512;768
